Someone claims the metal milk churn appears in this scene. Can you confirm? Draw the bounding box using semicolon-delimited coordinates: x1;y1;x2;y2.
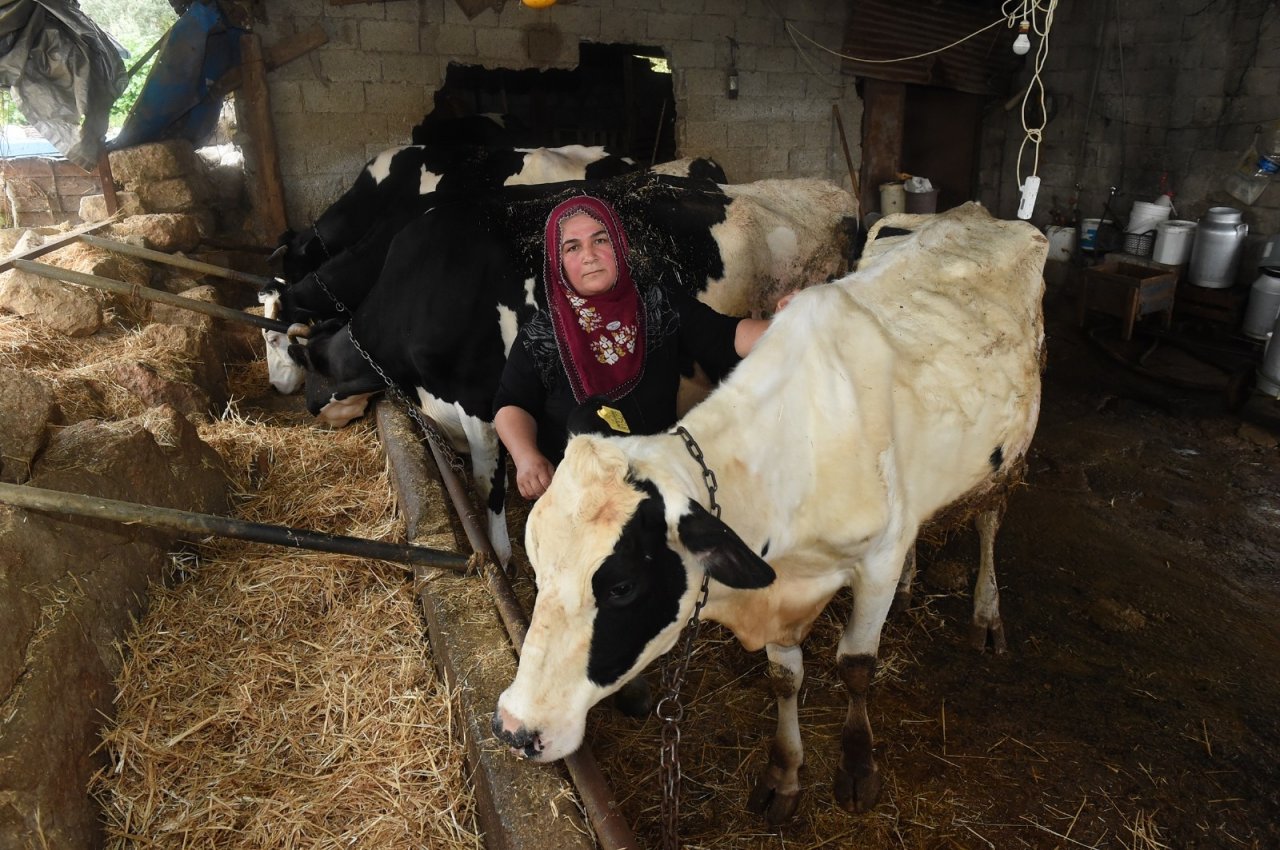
1243;234;1280;339
1188;207;1248;289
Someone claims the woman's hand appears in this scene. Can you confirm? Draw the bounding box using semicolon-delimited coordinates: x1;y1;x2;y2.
514;452;555;499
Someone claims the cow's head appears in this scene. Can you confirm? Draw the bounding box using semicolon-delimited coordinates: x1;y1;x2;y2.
286;319;382;427
492;432;774;762
259;284;307;395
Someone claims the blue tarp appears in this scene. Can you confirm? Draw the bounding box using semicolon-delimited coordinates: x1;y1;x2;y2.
109;0;243;151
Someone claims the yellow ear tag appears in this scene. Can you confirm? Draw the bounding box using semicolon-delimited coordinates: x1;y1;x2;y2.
597;406;631;434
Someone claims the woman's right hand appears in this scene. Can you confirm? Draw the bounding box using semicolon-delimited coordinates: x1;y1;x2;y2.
514;452;555;499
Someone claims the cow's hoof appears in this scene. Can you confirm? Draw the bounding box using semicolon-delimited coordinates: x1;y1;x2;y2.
833;764;882;813
747;780;801;825
969;621;1009;654
610;676;654;718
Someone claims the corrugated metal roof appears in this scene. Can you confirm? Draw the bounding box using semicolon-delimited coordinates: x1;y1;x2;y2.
841;0;1024;96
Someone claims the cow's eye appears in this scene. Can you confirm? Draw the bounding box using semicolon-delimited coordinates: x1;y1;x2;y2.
606;580;638;605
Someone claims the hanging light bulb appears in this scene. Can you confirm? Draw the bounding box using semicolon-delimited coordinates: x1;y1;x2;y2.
1012;20;1031;55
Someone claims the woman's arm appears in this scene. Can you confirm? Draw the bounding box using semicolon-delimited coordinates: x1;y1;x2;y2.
495;405;555;499
733;291;795;356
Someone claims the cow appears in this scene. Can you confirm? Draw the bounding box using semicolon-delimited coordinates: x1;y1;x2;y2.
274;143;642;283
285;171;858;568
490;203;1047;825
262;154;729;394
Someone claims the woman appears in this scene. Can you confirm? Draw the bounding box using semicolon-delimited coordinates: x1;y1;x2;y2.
494;194;774;499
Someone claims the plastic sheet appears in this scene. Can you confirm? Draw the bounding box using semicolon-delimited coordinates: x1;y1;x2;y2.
0;0;127;170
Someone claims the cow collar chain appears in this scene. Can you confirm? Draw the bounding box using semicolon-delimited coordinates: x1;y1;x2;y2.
657;426;717;850
311;270;349;315
347;331;466;475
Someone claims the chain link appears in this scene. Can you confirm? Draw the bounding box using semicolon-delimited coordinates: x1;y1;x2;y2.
310;270;350;315
658;425;719;850
347;331;467;475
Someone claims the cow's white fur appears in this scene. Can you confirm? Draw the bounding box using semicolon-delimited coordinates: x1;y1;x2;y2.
258;290;305;395
504;145;613;186
497;204;1046;788
367;146;410;184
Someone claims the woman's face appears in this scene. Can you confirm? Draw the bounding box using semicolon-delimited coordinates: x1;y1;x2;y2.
559;212;619;297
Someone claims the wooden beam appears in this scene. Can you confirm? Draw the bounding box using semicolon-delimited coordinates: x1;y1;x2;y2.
208;24;328;99
96;150;119;216
239;32;289;243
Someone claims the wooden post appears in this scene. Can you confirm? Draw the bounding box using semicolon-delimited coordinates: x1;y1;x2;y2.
239;32;289;244
96;150;119;215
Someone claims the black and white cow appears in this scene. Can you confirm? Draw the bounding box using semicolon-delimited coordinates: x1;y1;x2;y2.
263;148;726;392
491;203;1047;823
286;171;858;567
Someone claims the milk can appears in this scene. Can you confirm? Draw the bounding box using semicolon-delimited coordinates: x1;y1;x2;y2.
1257;312;1280;398
1187;207;1248;289
1244;234;1280;339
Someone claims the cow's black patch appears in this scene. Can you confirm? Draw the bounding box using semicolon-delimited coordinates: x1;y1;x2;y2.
761;539;770;557
587;480;686;687
677;501;776;590
989;446;1004;471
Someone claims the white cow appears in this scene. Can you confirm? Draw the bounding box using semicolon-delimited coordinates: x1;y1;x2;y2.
492;202;1046;823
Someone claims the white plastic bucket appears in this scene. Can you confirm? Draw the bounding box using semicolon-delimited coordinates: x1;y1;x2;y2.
1045;225;1076;262
1152;219;1197;265
1127;200;1172;235
879;181;905;215
1080;218;1111;252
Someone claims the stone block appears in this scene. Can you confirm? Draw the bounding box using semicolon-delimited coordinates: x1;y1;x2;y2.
366;82;432;117
475;27;526;62
105;214;203;254
78;191;142;221
108;140;200;186
136;177;202;213
0;266;102;337
671;40;715;69
383;51;432;83
647;12;694;41
0;370;52;482
434;24;477;57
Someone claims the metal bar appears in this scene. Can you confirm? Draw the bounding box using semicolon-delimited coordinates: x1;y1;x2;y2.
415;417;640;850
12;260;290;333
832;103;862;200
78;234;276;288
0;482;470;571
0;219;115;274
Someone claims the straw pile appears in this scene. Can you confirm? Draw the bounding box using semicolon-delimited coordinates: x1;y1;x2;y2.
91;406;481;848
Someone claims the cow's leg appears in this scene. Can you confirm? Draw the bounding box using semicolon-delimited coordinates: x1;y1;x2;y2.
833;552;902;814
747;642;805;825
457;410;512;568
970;509;1007;653
889;544;918;617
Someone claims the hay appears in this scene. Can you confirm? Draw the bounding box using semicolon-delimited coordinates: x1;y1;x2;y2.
0;312;197;422
92;412;481;849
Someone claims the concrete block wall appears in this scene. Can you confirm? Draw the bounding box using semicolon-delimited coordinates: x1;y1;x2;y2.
254;0;862;229
980;0;1280;252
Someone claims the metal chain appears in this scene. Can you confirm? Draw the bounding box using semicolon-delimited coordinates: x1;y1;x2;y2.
347;331;467;474
658;425;719;850
310;270;350;315
673;425;720;517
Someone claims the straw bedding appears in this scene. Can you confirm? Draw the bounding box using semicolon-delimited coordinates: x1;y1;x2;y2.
90;406;481;849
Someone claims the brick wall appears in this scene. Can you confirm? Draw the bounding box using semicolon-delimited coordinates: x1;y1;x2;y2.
253;0;862;228
980;0;1280;252
0;158;100;228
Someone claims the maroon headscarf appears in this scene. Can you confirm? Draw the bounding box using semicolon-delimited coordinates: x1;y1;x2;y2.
544;195;647;403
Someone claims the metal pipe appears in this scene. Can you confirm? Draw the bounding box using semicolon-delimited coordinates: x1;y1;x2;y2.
416;420;640;849
78;234;277;288
11;260;291;333
0;482;470;571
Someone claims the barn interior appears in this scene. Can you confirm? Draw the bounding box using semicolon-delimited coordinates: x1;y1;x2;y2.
1;1;1278;848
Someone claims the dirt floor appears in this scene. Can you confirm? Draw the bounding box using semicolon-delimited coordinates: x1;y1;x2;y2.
520;281;1280;850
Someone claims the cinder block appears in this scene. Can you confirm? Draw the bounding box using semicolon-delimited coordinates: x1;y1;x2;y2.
765;71;806;99
671;40;715;69
647;12;694;41
361;19;418;53
268;80;303;113
366;83;431;117
475;27;527;62
300;80;366;114
682;120;728;152
735;15;776;46
757;46;797;72
435;24;477;57
320;50;382;82
382;52;432;83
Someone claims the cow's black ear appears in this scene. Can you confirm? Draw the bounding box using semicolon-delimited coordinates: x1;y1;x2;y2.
676;500;775;589
568;397;632;438
287;343;313;369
